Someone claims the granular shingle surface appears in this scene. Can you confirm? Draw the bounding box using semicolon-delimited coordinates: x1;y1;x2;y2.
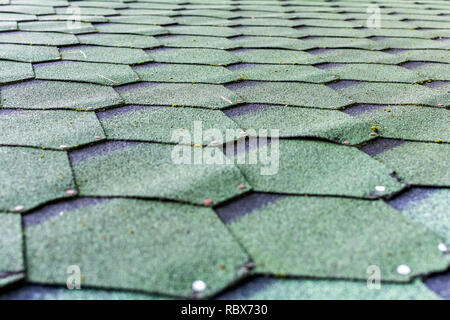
0;0;449;301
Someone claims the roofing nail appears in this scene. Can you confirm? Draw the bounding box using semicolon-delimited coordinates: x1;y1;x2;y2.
238;184;246;189
66;189;77;196
60;144;68;149
94;136;102;139
86;107;93;111
240;131;247;135
211;140;218;145
438;243;448;252
369;132;377;136
192;280;206;293
343;140;350;145
14;205;24;212
438;104;443;107
203;198;213;205
397;264;411;275
375;185;386;192
59;211;64;216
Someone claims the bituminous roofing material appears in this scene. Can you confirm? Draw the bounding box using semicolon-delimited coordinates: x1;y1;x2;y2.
0;0;449;300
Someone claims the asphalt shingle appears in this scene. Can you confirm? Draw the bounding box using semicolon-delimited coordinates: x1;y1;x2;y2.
34;61;139;85
0;0;449;301
375;142;450;186
0;147;75;212
98;105;242;145
227;196;449;281
0;43;60;62
71;142;249;205
25;198;249;298
235;139;404;198
1;80;123;110
60;45;152;64
0;60;33;83
116;82;242;109
0;109;105;148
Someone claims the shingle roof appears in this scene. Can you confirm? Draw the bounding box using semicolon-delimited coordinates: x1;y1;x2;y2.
0;0;449;300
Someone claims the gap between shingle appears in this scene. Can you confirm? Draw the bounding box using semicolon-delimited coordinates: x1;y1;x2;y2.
385;187;443;212
214;192;285;224
360;138;405;157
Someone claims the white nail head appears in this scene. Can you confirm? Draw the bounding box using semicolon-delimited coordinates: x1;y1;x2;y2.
192;280;206;292
375;185;386;192
397;264;411;275
438;243;448;252
14;205;24;212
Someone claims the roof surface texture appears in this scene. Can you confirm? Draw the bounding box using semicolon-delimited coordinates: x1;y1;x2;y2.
0;0;449;300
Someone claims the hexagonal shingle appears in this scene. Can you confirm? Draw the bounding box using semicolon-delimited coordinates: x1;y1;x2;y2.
230;64;336;83
338;82;450;107
375;142;450;186
77;33;160;49
235;139;404;198
134;63;239;84
148;48;238;65
396;189;450;243
226;104;374;145
353;105;450;142
25;198;249;298
0;31;78;46
227;196;449;281
166;25;239;37
98;105;242;145
0;147;75;212
60;45;152;64
328;64;428;83
0;21;16;31
71;142;249;205
233;36;310;50
18;21;95;34
0;44;60;62
116;82;242;109
1;80;123;110
158;35;237;49
94;23;167;36
231;48;322;64
0;109;105;148
0;60;33;83
0;12;36;21
310;48;404;64
108;15;175;25
406;62;450;81
398;50;450;63
34;61;139;85
226;81;350;109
